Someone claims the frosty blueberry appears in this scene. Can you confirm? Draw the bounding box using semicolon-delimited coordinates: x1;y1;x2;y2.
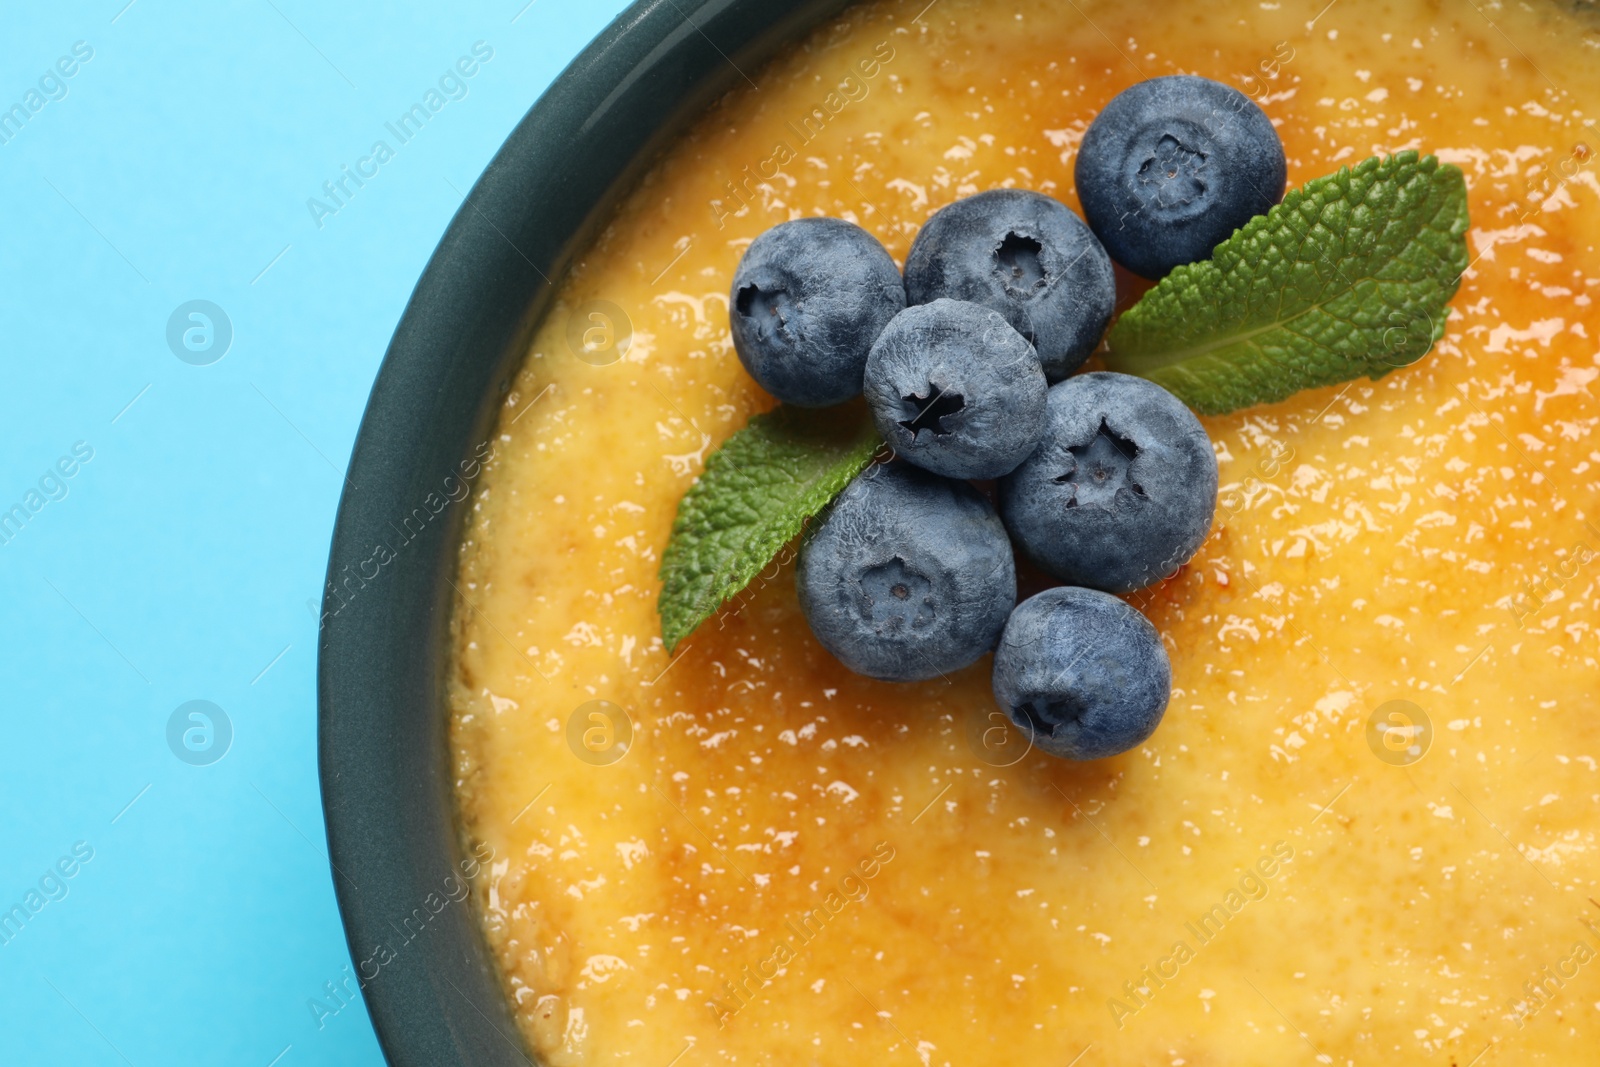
903;189;1115;380
992;586;1171;760
999;372;1217;593
730;217;906;407
864;299;1048;480
798;463;1015;682
1076;75;1286;278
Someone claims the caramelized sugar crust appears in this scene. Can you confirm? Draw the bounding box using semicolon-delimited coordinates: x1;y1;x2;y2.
450;2;1600;1062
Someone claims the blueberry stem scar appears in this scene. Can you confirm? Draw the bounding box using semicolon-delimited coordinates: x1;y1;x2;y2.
1055;418;1144;507
995;231;1047;292
735;283;789;338
899;385;965;438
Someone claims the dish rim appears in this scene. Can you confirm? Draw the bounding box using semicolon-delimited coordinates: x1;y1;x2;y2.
315;1;853;1062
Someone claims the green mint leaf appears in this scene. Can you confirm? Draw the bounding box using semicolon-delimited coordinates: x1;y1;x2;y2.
1102;151;1471;415
658;403;882;652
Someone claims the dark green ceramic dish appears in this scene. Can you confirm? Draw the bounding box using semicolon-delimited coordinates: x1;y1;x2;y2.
316;1;851;1063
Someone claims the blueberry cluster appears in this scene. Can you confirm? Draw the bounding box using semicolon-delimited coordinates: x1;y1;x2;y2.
727;76;1278;760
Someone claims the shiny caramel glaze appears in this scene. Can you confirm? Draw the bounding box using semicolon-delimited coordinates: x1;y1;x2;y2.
450;1;1600;1062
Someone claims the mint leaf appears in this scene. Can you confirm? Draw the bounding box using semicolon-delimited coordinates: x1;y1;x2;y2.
1103;151;1470;415
658;403;882;651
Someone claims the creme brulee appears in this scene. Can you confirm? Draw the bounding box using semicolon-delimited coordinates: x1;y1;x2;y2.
448;1;1600;1063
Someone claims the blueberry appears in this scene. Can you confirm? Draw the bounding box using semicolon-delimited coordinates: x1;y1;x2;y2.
729;218;906;407
798;463;1016;682
992;586;1171;761
1075;75;1287;279
903;190;1115;380
863;299;1048;480
998;372;1217;593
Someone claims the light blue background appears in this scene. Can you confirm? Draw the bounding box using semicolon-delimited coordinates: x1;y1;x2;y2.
0;1;630;1063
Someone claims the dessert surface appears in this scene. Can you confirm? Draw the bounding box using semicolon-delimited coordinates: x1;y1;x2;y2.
449;0;1600;1062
